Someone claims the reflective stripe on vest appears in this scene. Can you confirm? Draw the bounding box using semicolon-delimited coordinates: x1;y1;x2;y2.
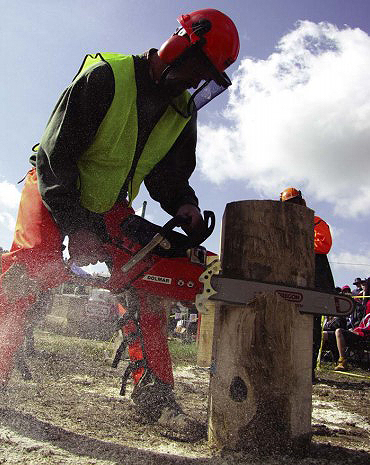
76;53;191;213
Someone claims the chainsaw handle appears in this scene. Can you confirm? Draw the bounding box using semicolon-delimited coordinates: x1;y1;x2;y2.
202;210;216;240
188;210;216;246
161;210;215;247
161;215;192;235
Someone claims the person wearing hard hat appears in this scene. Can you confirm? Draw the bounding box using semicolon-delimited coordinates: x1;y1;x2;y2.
0;9;240;441
280;188;334;382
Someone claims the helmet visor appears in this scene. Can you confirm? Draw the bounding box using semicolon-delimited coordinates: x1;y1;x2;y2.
189;78;229;111
168;42;233;116
188;45;232;111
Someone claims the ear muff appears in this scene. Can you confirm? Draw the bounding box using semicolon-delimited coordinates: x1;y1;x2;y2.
158;34;191;64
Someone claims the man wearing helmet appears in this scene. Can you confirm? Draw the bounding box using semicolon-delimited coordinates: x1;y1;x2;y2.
280;188;334;382
0;9;239;441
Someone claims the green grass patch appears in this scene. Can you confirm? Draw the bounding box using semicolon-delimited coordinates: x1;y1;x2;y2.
168;339;197;366
35;329;109;361
35;330;198;367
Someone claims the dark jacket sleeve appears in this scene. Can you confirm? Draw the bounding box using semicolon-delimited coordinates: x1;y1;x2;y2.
144;111;199;216
34;62;114;236
314;253;335;290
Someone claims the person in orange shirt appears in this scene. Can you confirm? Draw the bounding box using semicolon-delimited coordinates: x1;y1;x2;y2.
280;188;334;382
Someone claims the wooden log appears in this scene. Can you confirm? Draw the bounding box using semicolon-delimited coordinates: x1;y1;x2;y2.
196;302;216;367
208;200;315;453
197;255;218;367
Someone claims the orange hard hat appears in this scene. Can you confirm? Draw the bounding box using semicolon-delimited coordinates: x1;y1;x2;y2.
280;187;302;202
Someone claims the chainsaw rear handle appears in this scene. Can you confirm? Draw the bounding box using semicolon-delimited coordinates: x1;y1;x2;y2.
197;210;216;245
161;210;215;247
161;215;192;235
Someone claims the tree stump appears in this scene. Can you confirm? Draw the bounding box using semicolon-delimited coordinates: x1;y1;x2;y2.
208;200;315;453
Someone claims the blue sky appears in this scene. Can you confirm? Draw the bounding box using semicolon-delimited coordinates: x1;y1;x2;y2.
1;0;370;288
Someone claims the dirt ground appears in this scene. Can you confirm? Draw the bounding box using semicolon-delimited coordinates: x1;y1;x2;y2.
0;330;369;465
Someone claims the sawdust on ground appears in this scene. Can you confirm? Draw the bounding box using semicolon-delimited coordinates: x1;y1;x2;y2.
0;330;369;465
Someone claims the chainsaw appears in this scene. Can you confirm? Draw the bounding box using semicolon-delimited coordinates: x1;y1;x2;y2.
102;210;216;304
195;258;354;317
70;210;353;318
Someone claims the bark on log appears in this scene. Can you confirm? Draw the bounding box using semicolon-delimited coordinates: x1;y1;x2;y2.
208;200;315;453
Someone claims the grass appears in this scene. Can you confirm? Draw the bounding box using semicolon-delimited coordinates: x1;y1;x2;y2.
168;339;198;366
35;329;110;360
33;330;370;385
35;329;198;367
317;360;370;381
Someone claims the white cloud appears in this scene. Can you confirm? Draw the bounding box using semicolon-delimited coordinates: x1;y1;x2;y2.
0;181;21;209
0;181;20;247
197;21;370;217
0;212;16;232
329;250;370;279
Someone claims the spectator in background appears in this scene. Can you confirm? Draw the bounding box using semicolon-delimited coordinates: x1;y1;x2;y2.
323;315;347;332
332;313;370;371
362;277;370;316
322;286;348;338
349;278;367;329
352;277;363;296
341;285;351;295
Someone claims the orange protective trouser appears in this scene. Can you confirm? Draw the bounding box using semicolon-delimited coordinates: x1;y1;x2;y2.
0;169;69;383
121;292;174;386
0;168;173;387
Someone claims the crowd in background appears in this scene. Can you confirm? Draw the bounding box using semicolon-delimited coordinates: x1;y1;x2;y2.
321;277;370;372
336;277;370;328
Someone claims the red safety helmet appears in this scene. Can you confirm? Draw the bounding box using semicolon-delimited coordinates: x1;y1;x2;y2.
178;9;239;73
158;9;240;116
280;187;303;202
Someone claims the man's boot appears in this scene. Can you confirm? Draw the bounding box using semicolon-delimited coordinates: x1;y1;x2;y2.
130;370;206;442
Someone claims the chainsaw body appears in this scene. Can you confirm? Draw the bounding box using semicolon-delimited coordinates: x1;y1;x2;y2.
102;212;215;304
